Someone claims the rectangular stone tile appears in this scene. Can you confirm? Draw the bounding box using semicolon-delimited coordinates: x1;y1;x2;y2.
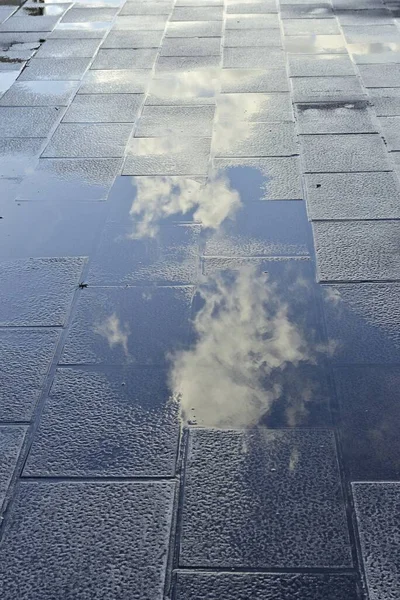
322;282;400;363
0;81;78;106
0;16;59;32
217;93;293;122
225;13;280;29
369;87;400;115
353;483;400;600
78;70;150;94
113;15;167;30
285;34;346;54
34;38;100;58
24;367;180;477
213;156;303;200
0;106;63;137
61;7;118;22
180;429;352;568
296;101;377;134
17;4;72;17
226;0;278;14
0;257;85;326
102;29;163;48
221;68;289;92
223;46;285;68
0;330;59;421
0;427;26;506
0;481;175;600
147;69;219;105
0;6;17;23
156;55;220;71
335;366;400;480
333;0;384;6
349;42;400;65
378;116;400;149
123;137;211;175
43;123;133;158
174;572;359;600
0;138;43;178
18;57;91;80
49;23;109;38
63;93;143;123
60;286;193;365
119;1;172;15
342;24;400;44
283;17;340;35
91;48;158;69
338;8;394;25
16;158;121;201
305;172;400;219
301;134;390;172
291;76;367;102
213;122;298;157
171;6;223;20
358;63;400;87
224;29;281;47
0;71;21;98
280;3;334;18
161;37;220;56
288;55;355;77
136;105;214;137
203;201;310;257
166;20;222;36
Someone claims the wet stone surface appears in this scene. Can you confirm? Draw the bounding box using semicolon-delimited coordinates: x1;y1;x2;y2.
0;427;26;507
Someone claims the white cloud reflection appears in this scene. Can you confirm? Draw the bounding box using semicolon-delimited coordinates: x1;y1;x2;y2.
94;313;130;356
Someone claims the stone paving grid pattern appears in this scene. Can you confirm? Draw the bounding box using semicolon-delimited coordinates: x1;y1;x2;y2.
0;0;400;599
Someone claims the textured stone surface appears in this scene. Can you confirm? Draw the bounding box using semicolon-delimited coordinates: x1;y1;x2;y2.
24;367;180;477
136;105;214;137
0;106;63;138
0;138;43;178
171;6;223;20
147;69;219;105
221;67;289;92
224;29;281;47
18;57;91;81
0;427;26;507
314;221;400;282
296;102;376;134
0;16;59;32
223;46;285;68
214;122;298;157
359;63;400;87
61;7;118;22
305;172;400;219
156;55;220;71
226;13;280;29
43;123;133;157
369;87;400;115
61;285;193;365
0;80;78;106
174;572;359;600
113;15;167;30
280;3;333;19
0;257;85;326
102;30;164;48
322;282;400;363
34;38;100;58
0;329;59;421
283;18;340;35
217;93;293;122
91;48;158;69
79;69;151;94
285;34;346;54
378;116;400;150
63;93;143;123
353;483;400;600
161;37;221;56
166;20;222;37
0;481;175;600
288;54;355;76
180;428;351;568
301;134;390;172
291;76;366;102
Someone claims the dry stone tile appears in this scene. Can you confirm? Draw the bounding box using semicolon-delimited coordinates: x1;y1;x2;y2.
358;63;400;87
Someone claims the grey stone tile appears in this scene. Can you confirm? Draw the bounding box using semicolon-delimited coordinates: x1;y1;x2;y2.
0;7;17;23
217;92;293;122
291;76;366;102
391;151;400;175
0;427;26;506
338;8;394;25
0;480;175;600
43;123;133;157
0;257;85;326
305;172;400;219
301;134;390;172
359;63;400;86
102;29;163;48
17;158;121;201
147;69;219;105
214;122;298;157
283;17;340;35
221;68;289;92
288;54;355;77
226;13;280;28
353;483;400;600
280;3;334;18
0;80;78;106
161;37;220;56
136;105;214;137
296;101;377;134
63;93;143;123
180;429;351;568
0;16;59;32
333;0;384;7
91;48;158;69
35;38;100;58
156;55;220;71
123;137;211;175
60;286;193;365
0;138;43;178
166;20;222;36
224;29;281;47
113;15;167;30
17;5;71;17
369;87;400;115
0;70;20;97
342;24;400;44
24;367;180;477
119;1;172;15
349;42;400;65
226;0;278;13
61;7;118;22
18;57;91;80
335;366;400;480
49;23;109;38
79;69;151;94
175;572;359;600
213;156;303;200
171;6;223;20
0;106;63;137
378;116;400;149
0;330;59;421
285;34;346;54
176;0;222;4
223;46;285;68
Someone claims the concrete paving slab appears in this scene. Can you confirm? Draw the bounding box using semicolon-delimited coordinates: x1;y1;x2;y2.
223;46;285;67
0;15;60;32
147;70;219;104
91;48;158;69
0;80;78;106
349;42;400;65
285;34;347;54
43;122;133;157
18;57;91;80
0;427;26;506
214;121;298;157
166;19;222;36
342;24;400;44
224;29;281;47
369;87;400;114
156;55;220;70
0;138;43;178
216;92;293;122
220;67;289;92
34;37;101;58
280;3;334;18
378;115;400;149
120;1;172;15
102;29;163;47
0;329;59;421
225;13;280;28
0;106;64;137
79;68;151;93
283;17;340;34
49;22;109;38
296;101;377;133
338;7;394;25
136;105;215;137
291;76;367;102
0;481;175;600
61;7;118;22
161;37;221;56
288;54;356;76
226;0;278;14
358;62;400;86
171;6;223;20
113;15;168;29
63;93;143;123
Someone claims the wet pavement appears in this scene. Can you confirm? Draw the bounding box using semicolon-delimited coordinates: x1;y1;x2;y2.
0;0;400;599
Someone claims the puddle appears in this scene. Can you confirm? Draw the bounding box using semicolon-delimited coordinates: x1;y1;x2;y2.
285;35;347;54
19;5;67;16
148;69;219;105
0;69;19;94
